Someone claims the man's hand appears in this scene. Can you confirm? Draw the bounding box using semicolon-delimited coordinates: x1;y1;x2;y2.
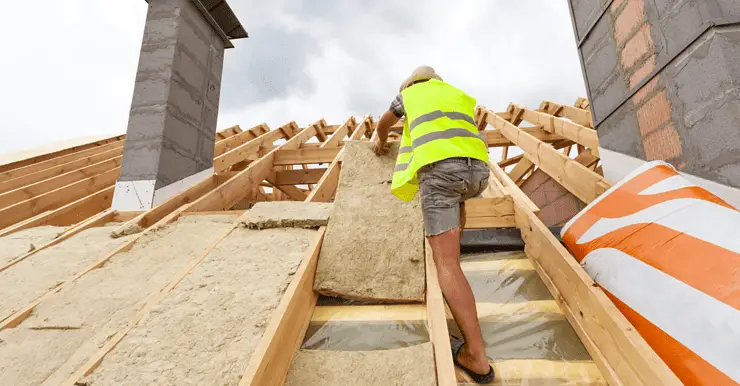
373;138;391;156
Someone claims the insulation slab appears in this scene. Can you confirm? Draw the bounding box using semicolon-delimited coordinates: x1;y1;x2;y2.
241;201;332;229
285;342;436;386
82;227;318;386
0;225;64;266
0;215;238;386
314;141;425;302
0;224;136;321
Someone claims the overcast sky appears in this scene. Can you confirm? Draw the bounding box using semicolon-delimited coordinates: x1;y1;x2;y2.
0;0;586;156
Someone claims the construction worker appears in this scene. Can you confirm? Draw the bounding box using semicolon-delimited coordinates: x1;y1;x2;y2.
373;65;495;384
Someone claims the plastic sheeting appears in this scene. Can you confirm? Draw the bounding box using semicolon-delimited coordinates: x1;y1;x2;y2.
454;250;606;385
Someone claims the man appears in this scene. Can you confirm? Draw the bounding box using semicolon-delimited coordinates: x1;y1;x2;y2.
373;65;495;384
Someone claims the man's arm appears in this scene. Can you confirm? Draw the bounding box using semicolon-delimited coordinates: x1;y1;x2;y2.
376;110;399;143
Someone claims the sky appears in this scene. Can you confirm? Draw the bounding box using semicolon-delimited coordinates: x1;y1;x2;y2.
0;0;586;156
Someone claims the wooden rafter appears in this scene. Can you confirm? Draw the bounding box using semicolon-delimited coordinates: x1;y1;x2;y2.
540;100;593;128
511;104;599;154
322;117;357;148
485;110;610;204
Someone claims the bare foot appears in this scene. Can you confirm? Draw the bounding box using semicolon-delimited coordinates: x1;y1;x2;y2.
456;343;490;375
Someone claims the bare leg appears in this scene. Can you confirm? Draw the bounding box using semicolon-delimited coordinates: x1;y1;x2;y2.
428;227;490;375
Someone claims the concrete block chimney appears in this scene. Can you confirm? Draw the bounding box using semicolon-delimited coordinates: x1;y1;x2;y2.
567;0;740;207
112;0;246;211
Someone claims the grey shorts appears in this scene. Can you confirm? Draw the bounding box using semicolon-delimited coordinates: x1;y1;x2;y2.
419;157;490;236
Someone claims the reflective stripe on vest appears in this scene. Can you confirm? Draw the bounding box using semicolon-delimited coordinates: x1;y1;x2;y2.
391;79;489;201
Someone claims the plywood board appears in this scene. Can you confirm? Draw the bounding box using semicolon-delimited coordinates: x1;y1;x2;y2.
314;141;425;302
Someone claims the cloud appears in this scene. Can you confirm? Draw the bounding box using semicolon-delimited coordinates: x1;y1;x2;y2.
0;0;587;156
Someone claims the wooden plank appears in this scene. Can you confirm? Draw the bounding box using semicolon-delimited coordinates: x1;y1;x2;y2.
514;105;599;152
180;210;246;217
540;100;594;128
0;168;119;230
273;168;327;185
0;209;115;274
351;115;375;140
60;217;242;386
311;304;426;322
310;119;329;142
463;216;516;229
305;150;342;202
0;134;124;174
0;186;114;238
273;148;340;165
0;147;123;195
213;125;289;172
425;239;457;386
239;228;325;386
266;177;308;201
487;111;611;204
0;141;124;183
216;125;243;139
186;123;317;212
463;197;514;218
460;259;534;272
322;117;356;148
112;211;144;222
511;198;682;386
482;127;561;147
214;123;271;156
0;156;121;209
498;154;523;168
508;158;535;184
488;161;539;215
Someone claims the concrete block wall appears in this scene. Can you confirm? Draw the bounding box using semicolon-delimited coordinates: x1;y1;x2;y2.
569;0;740;191
520;169;587;227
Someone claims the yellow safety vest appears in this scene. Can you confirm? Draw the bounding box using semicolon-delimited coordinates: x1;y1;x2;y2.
391;79;489;201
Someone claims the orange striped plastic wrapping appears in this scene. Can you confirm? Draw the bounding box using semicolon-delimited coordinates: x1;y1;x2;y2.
561;161;740;386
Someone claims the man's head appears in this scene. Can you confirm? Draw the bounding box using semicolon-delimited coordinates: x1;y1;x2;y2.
399;65;443;92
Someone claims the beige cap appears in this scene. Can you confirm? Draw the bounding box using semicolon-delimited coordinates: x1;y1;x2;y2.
399;65;443;92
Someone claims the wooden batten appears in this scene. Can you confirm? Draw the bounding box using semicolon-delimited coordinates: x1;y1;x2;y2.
512;105;599;154
0;135;124;175
425;240;457;386
540;100;594;128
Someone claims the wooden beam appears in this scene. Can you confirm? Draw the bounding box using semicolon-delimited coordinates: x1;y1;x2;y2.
311;304;426;322
463;196;516;229
512;198;682;386
0;134;124;174
0;146;123;194
214;123;271;156
482;127;561;147
0;156;121;209
239;228;325;386
215;125;243;140
513;105;599;153
489;161;539;215
352;115;375;140
0;167;119;230
213;125;290;173
540;100;593;128
310;119;329;142
487;111;610;204
0;140;123;183
273;148;340;165
425;240;457;386
0;186;114;237
498;154;523;168
185;123;317;212
273;168;326;186
508;158;535;184
266;178;308;201
321;117;356;148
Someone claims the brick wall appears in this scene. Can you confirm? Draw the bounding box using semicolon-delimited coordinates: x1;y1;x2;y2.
610;0;682;165
520;169;586;227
